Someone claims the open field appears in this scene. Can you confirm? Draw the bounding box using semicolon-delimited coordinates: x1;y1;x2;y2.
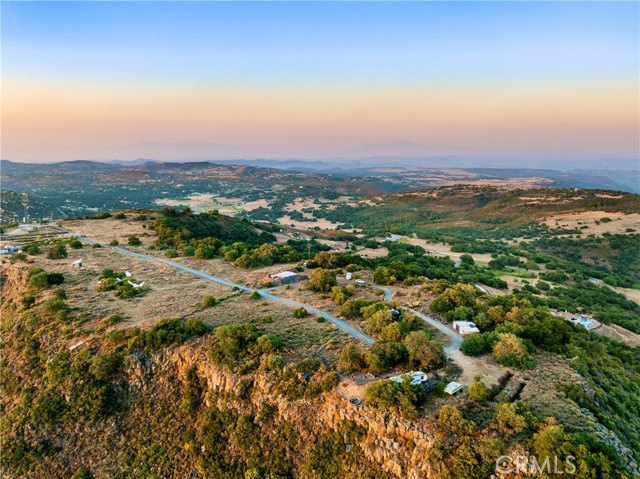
447;349;507;387
596;323;640;348
403;235;494;263
277;214;342;231
544;211;639;235
155;194;269;216
16;241;340;362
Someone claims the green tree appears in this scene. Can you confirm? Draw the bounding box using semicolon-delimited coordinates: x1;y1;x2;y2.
373;266;394;285
461;334;488;356
468;380;490;401
46;244;67;260
337;344;365;371
438;405;475;436
492;333;536;369
127;235;142;246
308;268;337;293
403;331;443;371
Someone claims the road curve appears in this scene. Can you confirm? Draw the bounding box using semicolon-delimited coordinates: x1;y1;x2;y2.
72;233;375;346
409;309;462;354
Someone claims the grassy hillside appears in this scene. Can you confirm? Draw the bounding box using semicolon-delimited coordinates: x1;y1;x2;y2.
317;185;640;239
154;206;276;246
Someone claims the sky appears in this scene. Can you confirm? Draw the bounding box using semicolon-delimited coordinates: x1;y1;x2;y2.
2;1;639;166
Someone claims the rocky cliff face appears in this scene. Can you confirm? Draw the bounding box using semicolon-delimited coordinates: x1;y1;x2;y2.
131;343;439;479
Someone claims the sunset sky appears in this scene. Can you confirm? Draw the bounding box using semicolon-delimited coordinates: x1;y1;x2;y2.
2;1;638;165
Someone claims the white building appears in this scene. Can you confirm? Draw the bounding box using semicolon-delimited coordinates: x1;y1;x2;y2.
389;371;429;386
453;321;480;335
385;234;401;242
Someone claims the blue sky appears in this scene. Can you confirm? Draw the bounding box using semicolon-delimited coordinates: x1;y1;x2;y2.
2;2;639;163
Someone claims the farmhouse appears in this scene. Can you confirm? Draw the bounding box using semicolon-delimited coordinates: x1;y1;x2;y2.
385;234;401;242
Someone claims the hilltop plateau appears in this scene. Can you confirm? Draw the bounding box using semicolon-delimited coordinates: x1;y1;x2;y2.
1;186;639;477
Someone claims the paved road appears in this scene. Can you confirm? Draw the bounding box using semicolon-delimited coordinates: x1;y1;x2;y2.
71;232;375;346
410;309;462;354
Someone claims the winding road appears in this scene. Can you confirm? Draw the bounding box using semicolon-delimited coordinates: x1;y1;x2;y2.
71;232;375;346
366;283;461;353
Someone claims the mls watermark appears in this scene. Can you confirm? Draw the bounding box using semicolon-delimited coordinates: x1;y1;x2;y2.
496;455;576;475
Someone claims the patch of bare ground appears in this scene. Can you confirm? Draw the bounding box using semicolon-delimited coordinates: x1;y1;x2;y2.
518;352;596;432
447;349;507;388
200;295;339;362
544;211;639;236
23;247;232;329
612;286;640;305
595;323;640;347
62;216;154;246
277;214;341;231
23;246;341;362
403;235;494;263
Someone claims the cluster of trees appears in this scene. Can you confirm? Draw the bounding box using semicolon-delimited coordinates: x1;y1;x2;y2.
152;207;332;268
522;234;640;288
107;317;210;354
209;323;282;371
94;269;145;299
432;281;640;461
27;268;64;290
426;402;621;479
338;332;443;376
364;378;427;418
514;279;640;334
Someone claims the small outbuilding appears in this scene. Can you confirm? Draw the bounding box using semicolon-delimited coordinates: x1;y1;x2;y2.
444;381;464;395
453;321;480;335
268;271;306;285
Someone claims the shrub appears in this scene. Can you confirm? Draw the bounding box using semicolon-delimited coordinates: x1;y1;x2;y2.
28;271;64;290
209;323;259;366
468;380;491;401
293;307;310;318
20;294;37;309
249;291;261;300
202;295;218;307
492;333;536;369
41;298;70;319
69;239;83;249
365;379;426;418
337;344;366;372
255;333;283;354
537;281;551;291
127;235;142;246
53;289;67;300
461;334;488;356
114;213;127;219
109;239;119;246
365;340;408;375
46;244;67;259
24;245;41;255
164;249;178;258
